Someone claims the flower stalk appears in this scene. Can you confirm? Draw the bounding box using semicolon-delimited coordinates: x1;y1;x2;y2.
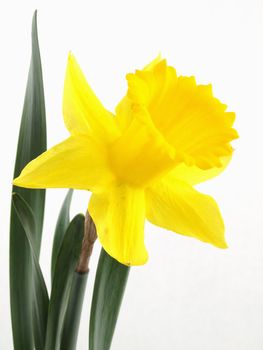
60;212;97;350
76;211;97;273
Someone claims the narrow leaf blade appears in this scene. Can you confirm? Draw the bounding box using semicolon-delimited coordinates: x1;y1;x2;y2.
44;214;84;350
89;249;130;350
13;9;46;250
51;189;73;283
12;193;49;350
61;272;88;350
10;10;46;350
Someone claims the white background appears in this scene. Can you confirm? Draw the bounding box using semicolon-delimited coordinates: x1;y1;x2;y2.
1;0;263;349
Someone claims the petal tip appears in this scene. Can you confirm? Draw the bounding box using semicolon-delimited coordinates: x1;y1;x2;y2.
12;176;22;187
12;178;17;186
123;253;149;266
68;51;74;60
102;244;149;267
214;238;228;249
12;176;31;189
67;52;78;68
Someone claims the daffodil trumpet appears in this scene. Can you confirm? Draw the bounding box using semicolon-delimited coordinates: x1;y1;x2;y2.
13;54;238;266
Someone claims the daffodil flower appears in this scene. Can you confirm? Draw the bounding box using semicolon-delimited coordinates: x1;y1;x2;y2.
13;54;238;266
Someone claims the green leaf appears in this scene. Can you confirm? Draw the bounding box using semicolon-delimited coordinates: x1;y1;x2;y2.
44;214;85;350
12;193;49;350
89;249;130;350
61;272;88;350
10;10;46;350
51;189;73;283
12;9;46;250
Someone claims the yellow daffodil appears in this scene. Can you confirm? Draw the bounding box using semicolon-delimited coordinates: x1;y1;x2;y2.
13;54;238;266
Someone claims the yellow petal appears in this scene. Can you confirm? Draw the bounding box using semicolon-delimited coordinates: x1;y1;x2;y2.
146;177;227;248
89;184;148;266
63;53;119;141
13;136;114;192
123;58;238;169
170;155;232;185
